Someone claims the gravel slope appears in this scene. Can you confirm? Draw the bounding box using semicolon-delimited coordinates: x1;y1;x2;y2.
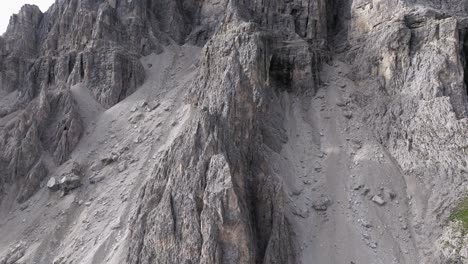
0;45;200;264
274;59;419;264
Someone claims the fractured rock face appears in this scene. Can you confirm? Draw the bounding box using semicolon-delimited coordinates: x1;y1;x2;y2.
0;241;26;264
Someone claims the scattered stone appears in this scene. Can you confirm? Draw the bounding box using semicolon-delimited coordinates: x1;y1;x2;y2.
90;162;103;172
89;174;106;184
53;256;65;264
336;101;346;107
134;136;142;143
101;153;119;165
128;112;145;124
358;218;372;228
291;187;303;196
385;188;397;200
344;112;353;119
293;209;310;218
361;187;371;196
118;162;127;172
372;195;386;206
148;101;161;111
352;183;363;191
352;139;363;149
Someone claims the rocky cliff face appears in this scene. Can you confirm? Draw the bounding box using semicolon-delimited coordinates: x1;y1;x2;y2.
2;0;468;263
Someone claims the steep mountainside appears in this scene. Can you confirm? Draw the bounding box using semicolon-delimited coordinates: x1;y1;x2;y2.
2;0;468;263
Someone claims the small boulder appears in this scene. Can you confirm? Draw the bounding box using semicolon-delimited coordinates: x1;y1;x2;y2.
60;175;82;192
90;161;104;172
117;162;127;172
89;174;106;184
312;196;332;211
361;187;371;196
101;153;119;165
384;188;397;200
147;101;161;111
53;256;65;264
336;101;346;107
358;218;372;228
128;112;145;124
134;136;142;143
344;112;353;119
293;209;310;218
303;180;312;185
352;183;363;191
371;195;386;206
291;186;303;196
139;100;148;108
47;177;60;191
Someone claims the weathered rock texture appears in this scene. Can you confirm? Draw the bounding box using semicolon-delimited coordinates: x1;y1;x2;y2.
2;0;468;263
345;1;468;262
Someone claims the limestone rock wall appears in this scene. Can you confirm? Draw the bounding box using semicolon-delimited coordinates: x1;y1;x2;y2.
344;1;468;262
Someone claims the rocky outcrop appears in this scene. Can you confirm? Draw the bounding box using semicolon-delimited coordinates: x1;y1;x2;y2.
0;2;139;201
125;1;343;262
0;0;237;202
341;0;468;262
